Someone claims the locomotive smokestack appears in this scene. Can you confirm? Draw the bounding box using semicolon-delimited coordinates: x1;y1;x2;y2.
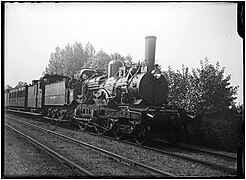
145;36;156;72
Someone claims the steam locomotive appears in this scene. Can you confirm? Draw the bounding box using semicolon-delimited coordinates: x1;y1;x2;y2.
5;36;196;144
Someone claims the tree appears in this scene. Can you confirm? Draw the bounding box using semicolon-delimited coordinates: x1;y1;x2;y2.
83;41;96;68
195;59;238;112
44;46;63;75
87;49;111;71
124;54;133;67
5;84;13;90
110;53;133;67
167;58;238;113
15;81;27;88
44;42;94;77
44;41;133;77
73;42;85;72
167;65;195;110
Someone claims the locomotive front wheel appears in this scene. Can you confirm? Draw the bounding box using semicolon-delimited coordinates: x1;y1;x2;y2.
77;121;88;131
133;125;148;145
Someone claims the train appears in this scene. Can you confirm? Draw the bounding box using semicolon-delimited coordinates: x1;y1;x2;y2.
5;36;197;144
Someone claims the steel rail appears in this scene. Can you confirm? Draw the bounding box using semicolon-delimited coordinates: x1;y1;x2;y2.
100;134;237;174
77;129;237;174
5;109;42;117
5;109;237;160
6;117;176;177
147;142;236;174
5;123;95;177
68;123;237;175
152;138;237;160
178;143;237;160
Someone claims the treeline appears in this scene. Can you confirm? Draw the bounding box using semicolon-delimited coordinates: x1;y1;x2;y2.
44;41;133;77
167;58;239;113
44;40;239;113
7;41;240;114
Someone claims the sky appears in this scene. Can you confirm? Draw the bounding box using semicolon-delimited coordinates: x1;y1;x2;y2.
5;2;243;104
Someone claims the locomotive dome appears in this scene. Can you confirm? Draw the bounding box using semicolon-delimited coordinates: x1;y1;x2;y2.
108;59;124;78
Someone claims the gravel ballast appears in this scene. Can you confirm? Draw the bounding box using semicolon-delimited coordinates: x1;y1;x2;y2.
4;125;85;178
5;117;156;177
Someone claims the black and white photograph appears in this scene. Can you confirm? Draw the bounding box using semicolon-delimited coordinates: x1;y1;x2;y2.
3;1;244;178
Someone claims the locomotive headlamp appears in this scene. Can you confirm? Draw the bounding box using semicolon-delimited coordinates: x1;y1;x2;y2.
151;64;162;79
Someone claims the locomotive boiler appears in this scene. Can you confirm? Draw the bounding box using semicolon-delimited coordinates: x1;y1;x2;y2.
72;36;190;144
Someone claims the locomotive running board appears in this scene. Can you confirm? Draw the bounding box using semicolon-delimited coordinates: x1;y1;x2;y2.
74;117;91;122
43;117;70;122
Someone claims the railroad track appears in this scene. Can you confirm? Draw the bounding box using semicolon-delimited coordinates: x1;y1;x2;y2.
152;138;237;160
86;130;237;175
5;110;237;177
5;124;94;177
5;108;42;117
5;116;175;177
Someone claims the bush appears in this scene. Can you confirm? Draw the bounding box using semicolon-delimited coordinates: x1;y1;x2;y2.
167;59;238;113
184;110;243;152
